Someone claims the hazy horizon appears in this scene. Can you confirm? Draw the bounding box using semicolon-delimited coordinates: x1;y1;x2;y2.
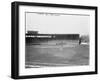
26;12;90;35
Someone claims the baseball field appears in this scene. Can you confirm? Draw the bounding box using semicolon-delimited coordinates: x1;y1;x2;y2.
25;41;89;68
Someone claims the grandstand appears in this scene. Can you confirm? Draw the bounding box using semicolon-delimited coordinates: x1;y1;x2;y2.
26;31;80;45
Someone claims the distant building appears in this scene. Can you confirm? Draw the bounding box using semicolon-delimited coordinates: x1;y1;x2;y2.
26;31;79;40
26;31;38;35
26;31;80;44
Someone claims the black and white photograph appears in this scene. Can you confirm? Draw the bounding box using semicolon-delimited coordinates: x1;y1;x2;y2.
11;1;97;79
25;12;90;68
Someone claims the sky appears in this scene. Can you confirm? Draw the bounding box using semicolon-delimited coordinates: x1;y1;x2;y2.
26;12;90;35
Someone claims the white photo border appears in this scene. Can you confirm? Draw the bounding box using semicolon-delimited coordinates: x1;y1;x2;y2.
19;5;96;76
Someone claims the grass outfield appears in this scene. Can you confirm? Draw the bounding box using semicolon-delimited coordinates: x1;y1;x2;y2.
25;44;89;68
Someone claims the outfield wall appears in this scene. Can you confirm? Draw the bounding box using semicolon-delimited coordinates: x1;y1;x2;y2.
26;34;79;45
